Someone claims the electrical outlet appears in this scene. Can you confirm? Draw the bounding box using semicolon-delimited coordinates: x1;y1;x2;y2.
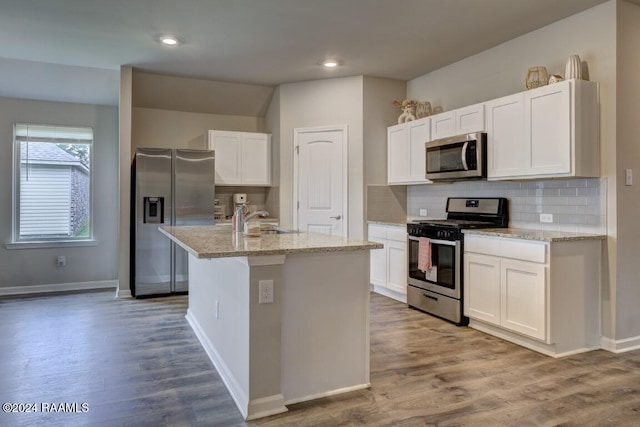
214;300;220;319
57;255;66;267
419;209;428;217
259;280;274;304
540;213;553;223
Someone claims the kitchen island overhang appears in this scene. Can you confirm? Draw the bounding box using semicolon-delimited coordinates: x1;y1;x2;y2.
159;225;382;420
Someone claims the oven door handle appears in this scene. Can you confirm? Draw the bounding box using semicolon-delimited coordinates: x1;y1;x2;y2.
408;236;457;246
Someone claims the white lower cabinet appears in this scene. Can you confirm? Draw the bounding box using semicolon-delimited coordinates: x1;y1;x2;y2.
500;259;547;341
464;233;601;357
368;224;407;302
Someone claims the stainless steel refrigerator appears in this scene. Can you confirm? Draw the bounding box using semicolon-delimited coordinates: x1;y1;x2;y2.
131;148;215;297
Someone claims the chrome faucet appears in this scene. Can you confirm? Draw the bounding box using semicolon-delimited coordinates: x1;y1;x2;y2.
244;210;270;222
233;206;269;232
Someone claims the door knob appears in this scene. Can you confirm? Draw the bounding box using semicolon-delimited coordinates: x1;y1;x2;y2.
330;215;342;220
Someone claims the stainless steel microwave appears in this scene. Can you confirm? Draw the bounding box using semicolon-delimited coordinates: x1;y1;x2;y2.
425;132;487;181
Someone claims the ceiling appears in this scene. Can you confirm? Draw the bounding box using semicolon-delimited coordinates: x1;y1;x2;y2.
0;0;609;106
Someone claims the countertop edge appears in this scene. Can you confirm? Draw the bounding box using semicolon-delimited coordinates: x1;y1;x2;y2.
463;228;607;242
193;243;384;259
159;226;383;258
367;220;407;227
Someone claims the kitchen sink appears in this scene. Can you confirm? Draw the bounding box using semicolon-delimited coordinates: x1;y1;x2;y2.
259;225;299;235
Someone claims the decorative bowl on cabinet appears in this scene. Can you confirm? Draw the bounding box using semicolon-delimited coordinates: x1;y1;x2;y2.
526;66;549;90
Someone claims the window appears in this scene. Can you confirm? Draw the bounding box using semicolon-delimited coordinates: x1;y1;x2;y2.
13;123;93;243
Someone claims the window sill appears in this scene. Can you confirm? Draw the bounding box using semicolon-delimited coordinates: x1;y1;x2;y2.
5;240;99;250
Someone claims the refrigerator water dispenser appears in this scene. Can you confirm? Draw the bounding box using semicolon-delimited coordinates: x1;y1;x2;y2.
144;196;164;224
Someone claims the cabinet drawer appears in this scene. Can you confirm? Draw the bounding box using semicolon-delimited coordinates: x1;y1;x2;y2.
368;224;387;239
465;235;500;256
501;239;546;263
386;226;408;242
465;234;547;264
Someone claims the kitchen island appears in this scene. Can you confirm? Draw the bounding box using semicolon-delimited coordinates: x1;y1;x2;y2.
159;224;382;420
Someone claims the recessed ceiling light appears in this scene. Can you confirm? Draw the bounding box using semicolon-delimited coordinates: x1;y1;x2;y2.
160;36;179;46
323;60;339;68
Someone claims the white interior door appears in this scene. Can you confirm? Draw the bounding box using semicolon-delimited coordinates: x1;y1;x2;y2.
294;126;347;237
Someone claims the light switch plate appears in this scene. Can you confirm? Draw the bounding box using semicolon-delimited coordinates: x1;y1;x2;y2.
626;169;633;186
540;213;553;223
259;280;274;304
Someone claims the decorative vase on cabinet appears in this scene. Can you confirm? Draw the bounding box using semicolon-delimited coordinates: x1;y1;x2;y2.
525;66;549;90
565;54;582;80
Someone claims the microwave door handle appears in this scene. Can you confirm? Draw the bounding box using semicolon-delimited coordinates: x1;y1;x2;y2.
461;141;469;170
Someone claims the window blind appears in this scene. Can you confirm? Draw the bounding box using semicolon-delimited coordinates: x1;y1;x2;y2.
15;123;93;144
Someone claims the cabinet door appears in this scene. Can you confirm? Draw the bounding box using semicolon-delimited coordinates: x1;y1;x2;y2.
208;131;242;184
525;81;571;176
455;104;485;134
464;253;501;325
431;111;455;140
486;93;525;179
386;239;407;295
408;118;431;182
242;133;271;185
387;124;409;184
500;259;547;341
369;236;387;287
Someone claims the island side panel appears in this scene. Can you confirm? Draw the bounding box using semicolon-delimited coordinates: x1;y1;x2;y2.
186;256;252;415
246;257;288;419
281;250;371;403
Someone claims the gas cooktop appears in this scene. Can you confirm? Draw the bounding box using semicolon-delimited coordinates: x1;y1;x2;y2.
411;219;501;229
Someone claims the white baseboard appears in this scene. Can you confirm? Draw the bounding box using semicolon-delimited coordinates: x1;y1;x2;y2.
284;383;370;406
116;287;132;299
601;335;640;353
0;280;118;297
186;308;288;420
371;284;407;304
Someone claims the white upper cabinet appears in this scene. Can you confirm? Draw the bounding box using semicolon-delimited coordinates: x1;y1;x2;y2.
487;79;599;180
208;130;271;186
387;117;431;185
431;103;485;140
486;93;525;178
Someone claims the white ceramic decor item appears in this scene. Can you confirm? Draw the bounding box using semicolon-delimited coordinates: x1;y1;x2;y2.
565;54;582;80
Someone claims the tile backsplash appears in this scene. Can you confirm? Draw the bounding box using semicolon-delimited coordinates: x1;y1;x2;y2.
407;178;607;234
366;185;407;224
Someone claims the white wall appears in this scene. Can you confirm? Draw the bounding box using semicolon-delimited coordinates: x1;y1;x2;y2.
277;76;365;239
0;97;119;288
407;1;622;340
132;108;265;151
118;66;133;297
362;77;406;186
615;0;640;341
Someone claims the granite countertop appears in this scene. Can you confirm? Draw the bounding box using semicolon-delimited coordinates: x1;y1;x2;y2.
463;228;607;242
159;224;383;258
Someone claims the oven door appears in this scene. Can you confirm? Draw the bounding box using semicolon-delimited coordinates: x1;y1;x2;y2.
407;236;461;299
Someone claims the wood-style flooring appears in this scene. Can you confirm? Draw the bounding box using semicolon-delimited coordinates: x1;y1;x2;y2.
0;290;638;426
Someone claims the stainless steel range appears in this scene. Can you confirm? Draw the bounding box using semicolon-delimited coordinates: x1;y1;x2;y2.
406;197;508;325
